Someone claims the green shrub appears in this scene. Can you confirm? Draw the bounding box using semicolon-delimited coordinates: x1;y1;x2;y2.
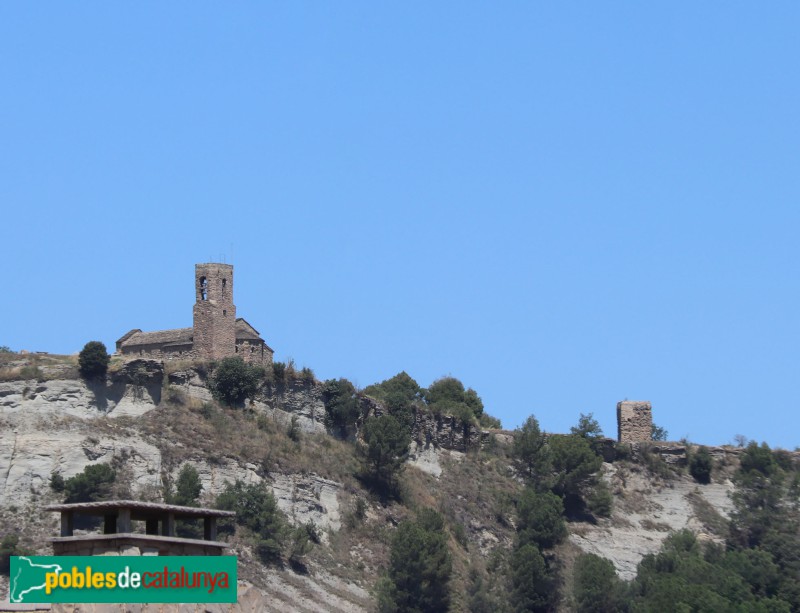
0;535;32;576
321;378;360;438
651;422;669;442
272;361;286;382
50;472;65;492
167;464;202;507
424;376;484;421
689;446;713;484
78;341;110;380
479;413;502;429
361;414;411;487
64;463;116;503
516;488;567;549
586;480;613;518
510;544;555;612
216;480;287;564
512;415;550;481
288;524;317;562
573;553;626;612
739;441;778;477
209;357;264;406
0;346;12;353
379;508;452;613
363;371;422;430
548;434;603;506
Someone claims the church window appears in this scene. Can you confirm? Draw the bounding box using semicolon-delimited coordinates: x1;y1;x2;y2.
199;276;208;300
222;278;227;298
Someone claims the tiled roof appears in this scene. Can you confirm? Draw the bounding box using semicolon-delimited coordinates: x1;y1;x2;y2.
119;328;193;348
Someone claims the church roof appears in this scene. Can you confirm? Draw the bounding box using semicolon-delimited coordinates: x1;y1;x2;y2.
235;318;261;339
118;327;193;348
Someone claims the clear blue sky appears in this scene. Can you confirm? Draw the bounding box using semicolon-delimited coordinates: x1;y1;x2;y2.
2;4;798;448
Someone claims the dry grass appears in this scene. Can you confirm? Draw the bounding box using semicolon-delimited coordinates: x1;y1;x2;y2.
0;353;79;382
686;490;729;537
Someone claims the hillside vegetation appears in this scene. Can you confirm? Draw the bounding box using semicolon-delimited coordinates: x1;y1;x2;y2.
1;350;799;611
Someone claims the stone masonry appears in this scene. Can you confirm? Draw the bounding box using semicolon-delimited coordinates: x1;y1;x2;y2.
617;400;653;443
192;263;236;361
116;264;273;366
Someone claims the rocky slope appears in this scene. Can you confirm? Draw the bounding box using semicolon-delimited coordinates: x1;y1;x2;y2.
0;356;747;611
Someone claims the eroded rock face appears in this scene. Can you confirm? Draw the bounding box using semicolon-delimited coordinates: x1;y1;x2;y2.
0;359;162;420
0;427;163;504
253;379;326;435
569;463;736;580
270;473;342;538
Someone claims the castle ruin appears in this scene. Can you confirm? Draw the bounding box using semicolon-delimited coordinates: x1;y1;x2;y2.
116;263;273;366
617;400;653;443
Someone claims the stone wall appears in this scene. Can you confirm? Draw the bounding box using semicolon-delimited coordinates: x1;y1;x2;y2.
617;400;653;443
235;340;273;367
192;264;236;361
51;535;224;557
120;343;197;361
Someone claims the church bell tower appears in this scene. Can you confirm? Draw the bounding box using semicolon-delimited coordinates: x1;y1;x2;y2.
192;263;236;360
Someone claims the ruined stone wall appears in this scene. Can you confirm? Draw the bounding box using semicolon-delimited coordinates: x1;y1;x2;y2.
617;400;653;443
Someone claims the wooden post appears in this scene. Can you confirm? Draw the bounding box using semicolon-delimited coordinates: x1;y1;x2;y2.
116;507;131;533
145;518;159;535
163;513;175;537
204;517;217;541
104;514;117;534
60;511;74;537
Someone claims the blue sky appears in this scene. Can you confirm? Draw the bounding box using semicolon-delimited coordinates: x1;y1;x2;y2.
2;4;798;448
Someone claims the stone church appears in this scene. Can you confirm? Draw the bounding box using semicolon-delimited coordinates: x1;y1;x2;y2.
115;263;273;366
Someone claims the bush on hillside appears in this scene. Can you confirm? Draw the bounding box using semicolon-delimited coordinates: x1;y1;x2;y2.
363;371;422;431
216;480;287;564
64;463;116;503
78;341;110;380
209;357;264;406
573;553;626;613
689;446;713;484
167;464;203;507
378;508;452;613
424;376;484;422
512;415;550;481
322;378;360;438
651;422;669;442
0;535;32;576
516;488;566;550
360;414;411;489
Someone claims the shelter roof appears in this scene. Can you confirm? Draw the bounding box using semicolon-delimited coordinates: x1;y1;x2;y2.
44;500;234;520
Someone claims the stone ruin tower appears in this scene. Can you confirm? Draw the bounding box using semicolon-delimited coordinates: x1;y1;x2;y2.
617;400;653;443
193;263;236;360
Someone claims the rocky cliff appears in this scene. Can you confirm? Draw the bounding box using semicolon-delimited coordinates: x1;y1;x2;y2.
0;356;750;611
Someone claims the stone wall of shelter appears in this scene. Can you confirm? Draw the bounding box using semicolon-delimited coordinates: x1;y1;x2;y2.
52;536;224;557
617;400;653;443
